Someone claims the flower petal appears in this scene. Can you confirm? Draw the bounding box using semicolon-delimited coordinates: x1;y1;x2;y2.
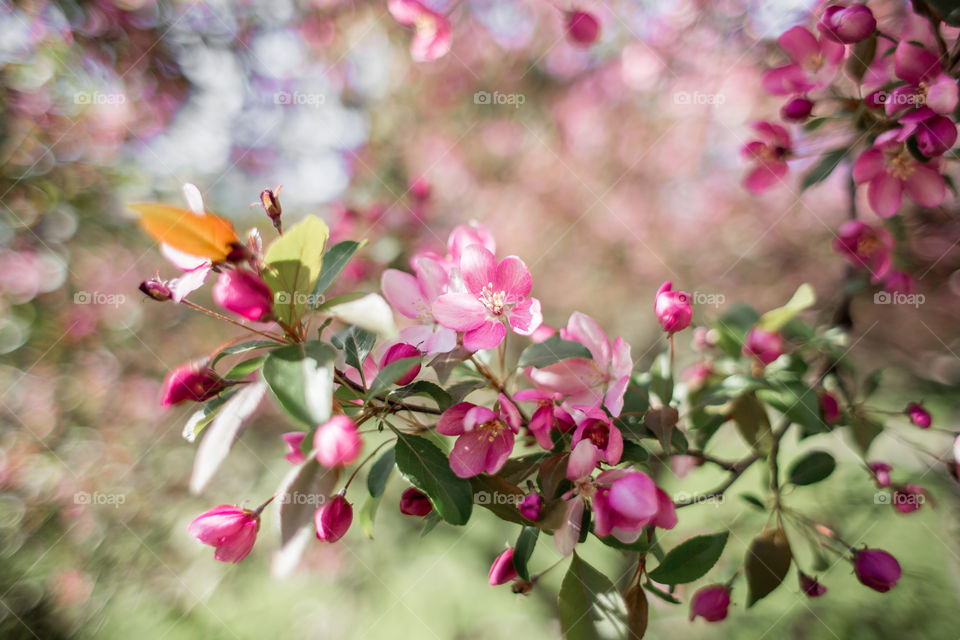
508;297;542;335
463;320;506;351
432;292;486;331
382;269;428;319
495;256;532;299
904;165;946;208
564;311;611;364
460;245;497;295
852;149;884;184
449;430;493;478
778;27;819;65
437;402;476;435
867;173;903;218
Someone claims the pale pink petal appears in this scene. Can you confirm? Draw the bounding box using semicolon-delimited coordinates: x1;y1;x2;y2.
432;292;487;331
437;402;475;435
162;244;209;271
411;255;449;302
820;36;845;65
400;324;458;355
188;507;246;544
527;358;602;396
564;311;611;365
508;297;542;335
761;64;813;95
554;499;584;556
449;430;494;477
904;165;946;208
778;27;819;65
926;74;959;114
604;424;624;465
604;375;629;418
182;183;205;216
495;256;532;299
744;161;787;193
465;404;500;428
567;440;600;480
168;264;211;303
387;0;421;25
852;149;884;184
610;337;632;379
868;174;903;218
410;11;452;62
463;320;506;351
382;269;429;319
498;393;522;432
608;473;658;520
460;245;497;295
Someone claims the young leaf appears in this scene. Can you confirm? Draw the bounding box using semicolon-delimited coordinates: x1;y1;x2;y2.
787;450;836;486
756;283;816;332
517;336;592;369
513;526;539;582
649;352;673;405
189;381;267;493
272;458;339;578
211;340;280;367
647;532;729;585
262;215;329;325
745;527;792;606
331;325;376;374
800;148;849;191
366;446;396;498
325;292;397;338
366;356;422;401
558;553;628;640
262;341;335;426
394;432;473;525
391;380;453;412
224;356;266;380
312;240;364;300
643;581;681;605
625;584;649;640
358;494;382;539
181;391;236;443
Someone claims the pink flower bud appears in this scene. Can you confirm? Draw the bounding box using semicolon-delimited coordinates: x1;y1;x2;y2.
869;461;892;488
139;278;172;301
212;269;274;322
689;584;731;622
380;343;422;386
891;483;926;514
488;548;518;586
654;281;692;333
905;402;931;428
259;187;282;233
518;493;542;521
313;416;363;468
819;391;840;423
161;362;227;406
799;571;827;597
882;270;914;295
781;96;813;122
742;327;782;365
818;4;876;44
853;548;901;592
315;494;353;542
399;487;433;516
566;10;600;46
188;505;259;563
281;432;307;464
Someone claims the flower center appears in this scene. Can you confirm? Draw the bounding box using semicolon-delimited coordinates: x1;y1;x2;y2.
583;421;609;449
480;419;506;442
885;149;915;181
414;14;437;38
478;282;507;315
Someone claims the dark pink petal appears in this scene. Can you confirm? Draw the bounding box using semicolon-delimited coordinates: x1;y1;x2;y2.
484;428;515;474
437;402;476;436
894;42;940;84
460;245;498;295
778;26;819;66
498;393;522;432
915;115;957;157
282;432;307;464
488;548;518;585
188;506;247;544
819;33;846;64
607;472;658;521
867;173;903;218
449;430;494;478
213;519;258;563
652;487;678;529
604;424;624;466
852;149;884;183
381;269;428;319
744;161;788;193
528;405;557;450
508;297;542;336
904;165;946;208
432;292;487;331
554;498;583;556
463;320;506;351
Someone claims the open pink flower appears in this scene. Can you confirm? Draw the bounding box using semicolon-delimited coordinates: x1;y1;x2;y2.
591;469;676;543
742;122;792;193
436;395;521;477
568;407;624;477
188;505;259;563
281;432;307;464
527;312;632;416
432;245;542;352
761;26;844;96
388;0;452;62
513;389;575;450
886;42;958;117
382;255;457;354
831;220;894;282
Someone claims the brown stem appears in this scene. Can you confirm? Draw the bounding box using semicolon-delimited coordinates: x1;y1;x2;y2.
334;369;443;415
181;300;287;343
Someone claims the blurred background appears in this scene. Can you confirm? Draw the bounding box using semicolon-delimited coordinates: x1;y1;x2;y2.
1;0;959;638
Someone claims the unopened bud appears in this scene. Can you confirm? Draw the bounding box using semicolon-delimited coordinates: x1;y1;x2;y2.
260;187;282;233
139;278;172;302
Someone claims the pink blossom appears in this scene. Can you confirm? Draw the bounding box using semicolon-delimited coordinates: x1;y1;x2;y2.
313;416;363;469
781;96;814;122
886;42;958;117
819;391;840;423
905;402;931;428
388;0;452;62
436;395;521;477
689;584;731;622
518;494;542;521
742;327;782;365
566;11;600;47
817;4;876;44
315;494;352;542
432;245;542;352
761;26;844;96
513;389;575;450
853;548;901;592
527;312;632;416
655;281;692;333
591;469;676;543
898;108;958;158
831;220;894;282
488;548;518;585
188;505;259;563
891;483;926;514
568;408;624;476
381;255;458;354
212;269;274;322
799;571;827;597
161;362;227;406
869;461;893;488
399;487;433;516
380;342;422;386
742;122;792;193
281;432;307;464
446;222;497;267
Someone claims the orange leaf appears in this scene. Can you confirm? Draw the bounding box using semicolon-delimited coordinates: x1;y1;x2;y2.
130;203;239;262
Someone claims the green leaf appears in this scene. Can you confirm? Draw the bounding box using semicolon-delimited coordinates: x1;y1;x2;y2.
224;356;266;381
732;392;772;455
740;493;766;511
211;340;279;367
756;283;817;332
262;215;329;325
394;432;473;525
648;532;729;585
366;446;395;498
312;240;364;301
358;494;382;539
558;553;628;640
181;391;236;443
851;413;883;455
625;585;649;640
514;526;539;582
800;148;849;191
643;582;680;605
745;527;792;607
331;325;376;374
620;440;649;464
862;369;883;398
787;450;836;486
517;335;593;369
758;382;825;436
713;304;759;358
366;356;422;401
470;475;530;525
262;341;336;426
802;116;829;132
391;381;453;412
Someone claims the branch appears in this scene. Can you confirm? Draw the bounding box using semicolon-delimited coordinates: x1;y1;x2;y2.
334;370;444;416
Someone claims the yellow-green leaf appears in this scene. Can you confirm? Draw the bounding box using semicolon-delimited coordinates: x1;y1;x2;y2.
262;215;329;325
756;283;816;332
